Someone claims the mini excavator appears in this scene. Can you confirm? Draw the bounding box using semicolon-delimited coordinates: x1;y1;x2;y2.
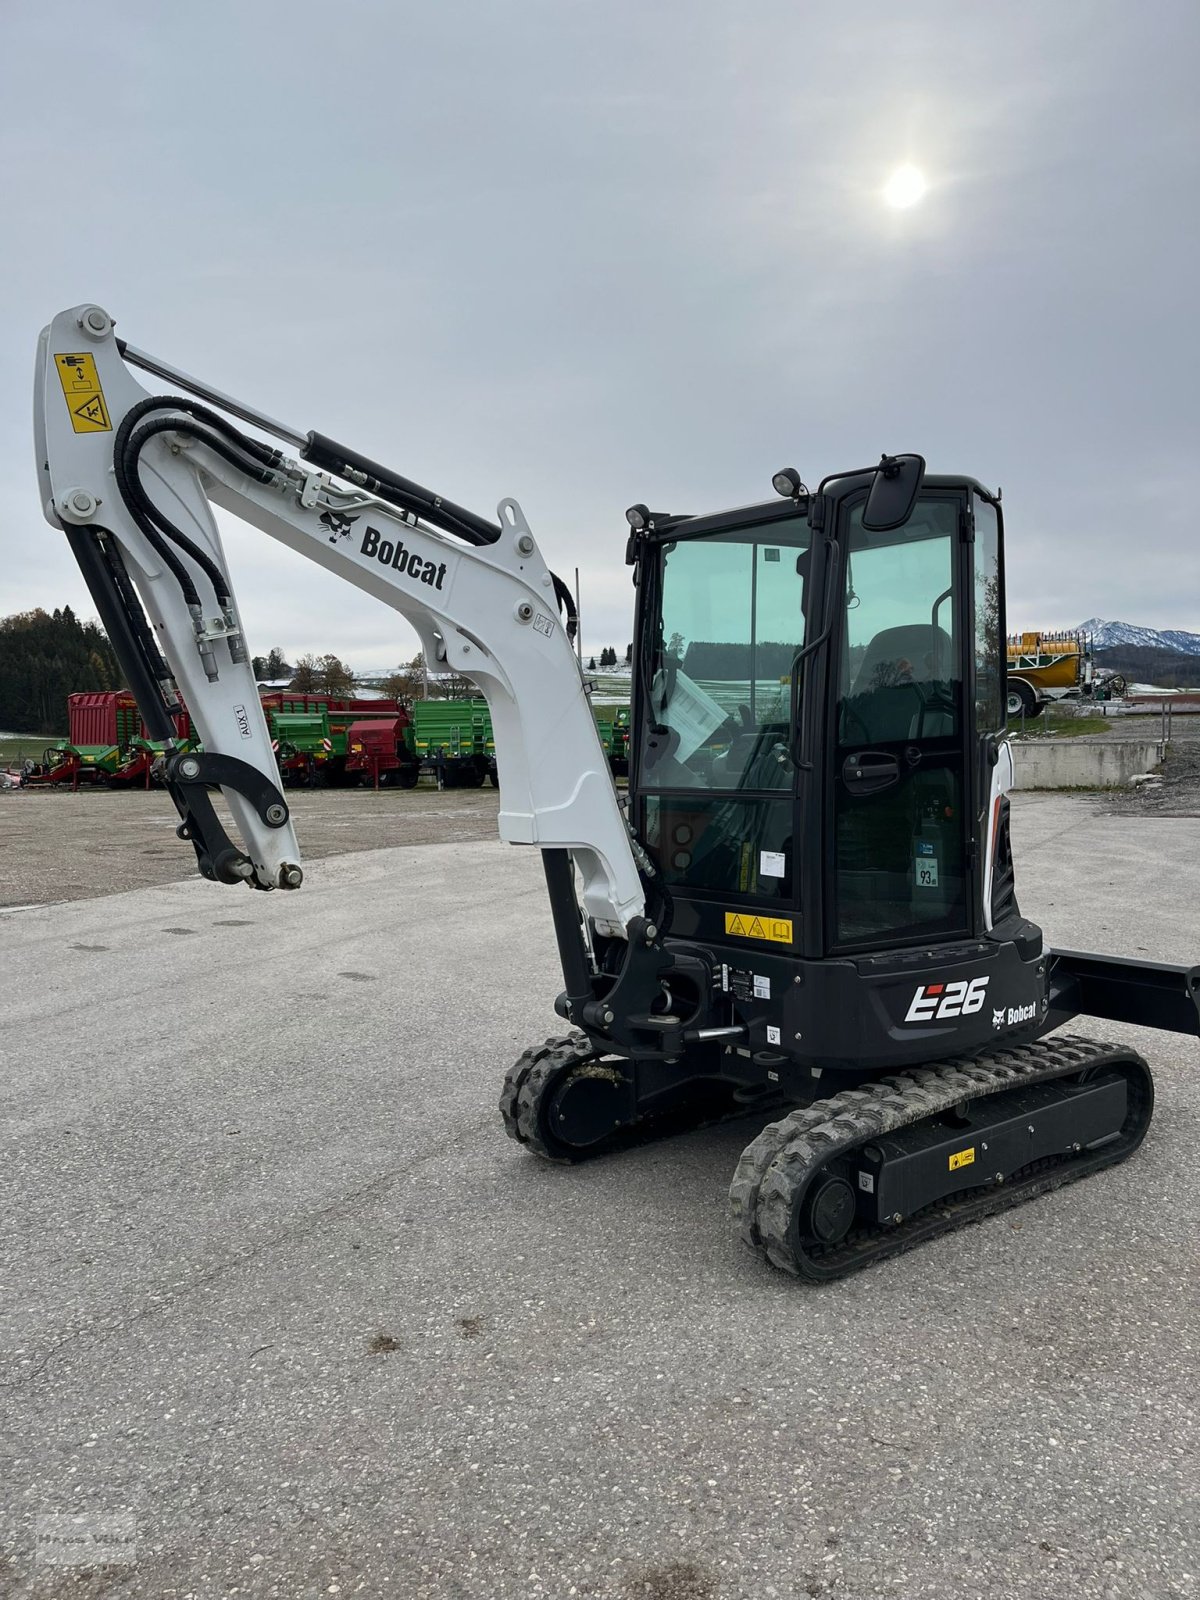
35;304;1200;1281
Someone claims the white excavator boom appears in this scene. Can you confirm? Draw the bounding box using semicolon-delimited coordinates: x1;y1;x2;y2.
34;304;645;937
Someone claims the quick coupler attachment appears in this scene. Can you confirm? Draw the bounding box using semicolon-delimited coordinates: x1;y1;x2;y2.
163;750;302;891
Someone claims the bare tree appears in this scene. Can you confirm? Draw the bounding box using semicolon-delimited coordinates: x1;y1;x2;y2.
382;653;426;704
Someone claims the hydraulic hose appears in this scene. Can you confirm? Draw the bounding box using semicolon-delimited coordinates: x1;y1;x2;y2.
302;431;501;547
119;397;582;652
552;571;577;640
110;417;204;609
122;412;283;607
114;398;283;606
65;527;179;741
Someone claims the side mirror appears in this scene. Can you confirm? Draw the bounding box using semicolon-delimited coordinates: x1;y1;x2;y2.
862;453;926;532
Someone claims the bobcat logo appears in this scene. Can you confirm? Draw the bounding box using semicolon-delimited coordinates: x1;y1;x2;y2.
320;511;359;544
992;1006;1006;1029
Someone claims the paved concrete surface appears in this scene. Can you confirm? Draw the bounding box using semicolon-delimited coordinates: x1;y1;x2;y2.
1;794;1198;1599
0;784;501;908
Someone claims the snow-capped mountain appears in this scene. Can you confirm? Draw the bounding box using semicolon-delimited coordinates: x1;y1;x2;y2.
1077;619;1200;656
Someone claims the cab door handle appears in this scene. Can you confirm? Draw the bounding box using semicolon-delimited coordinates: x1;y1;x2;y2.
842;751;900;795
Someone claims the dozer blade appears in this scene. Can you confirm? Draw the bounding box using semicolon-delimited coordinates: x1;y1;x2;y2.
729;1035;1153;1283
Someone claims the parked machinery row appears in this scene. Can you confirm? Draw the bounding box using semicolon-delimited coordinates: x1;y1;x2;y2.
19;690;630;790
347;698;631;789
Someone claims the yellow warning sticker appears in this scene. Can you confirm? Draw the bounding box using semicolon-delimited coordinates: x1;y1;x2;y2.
949;1146;976;1172
54;352;112;433
724;911;794;944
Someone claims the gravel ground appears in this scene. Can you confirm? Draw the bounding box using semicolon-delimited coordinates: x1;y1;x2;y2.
0;784;501;908
1104;739;1200;818
1;794;1198;1598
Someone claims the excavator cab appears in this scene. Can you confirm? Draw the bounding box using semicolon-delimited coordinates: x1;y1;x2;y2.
629;465;1007;968
499;456;1175;1277
529;459;1170;1277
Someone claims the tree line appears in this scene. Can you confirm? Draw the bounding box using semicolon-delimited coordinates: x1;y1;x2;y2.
0;605;629;736
0;608;121;733
256;647;476;704
587;645;632;670
1095;644;1200;689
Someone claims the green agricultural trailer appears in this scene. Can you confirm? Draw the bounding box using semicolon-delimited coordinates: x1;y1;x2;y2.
21;741;121;787
259;693;403;786
269;710;334;787
592;702;631;777
410;698;496;788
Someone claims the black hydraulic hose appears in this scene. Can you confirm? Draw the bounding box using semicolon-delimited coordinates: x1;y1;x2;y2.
637;840;674;937
303;430;581;643
122;412;283;608
115;403;281;607
65;527;178;742
110;424;204;609
302;431;502;547
551;571;577;640
542;849;595;1009
112;396;282;608
118;394;284;471
102;535;178;699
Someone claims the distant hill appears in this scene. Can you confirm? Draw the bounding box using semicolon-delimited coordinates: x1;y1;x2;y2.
1078;618;1200;656
1093;643;1200;689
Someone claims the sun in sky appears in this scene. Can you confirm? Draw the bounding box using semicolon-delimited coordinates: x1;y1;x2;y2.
882;164;929;209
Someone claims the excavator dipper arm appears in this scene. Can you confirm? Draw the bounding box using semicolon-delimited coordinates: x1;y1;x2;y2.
34;304;645;937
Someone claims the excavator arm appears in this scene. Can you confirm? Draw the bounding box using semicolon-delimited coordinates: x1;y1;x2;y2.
34;303;646;938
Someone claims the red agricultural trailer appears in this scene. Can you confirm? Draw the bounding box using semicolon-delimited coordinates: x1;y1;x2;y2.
343;713;418;788
68;690;193;748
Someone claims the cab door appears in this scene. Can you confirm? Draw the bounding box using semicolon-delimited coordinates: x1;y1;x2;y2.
828;492;972;953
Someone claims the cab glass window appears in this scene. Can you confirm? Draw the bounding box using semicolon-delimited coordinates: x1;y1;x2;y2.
641;521;810;792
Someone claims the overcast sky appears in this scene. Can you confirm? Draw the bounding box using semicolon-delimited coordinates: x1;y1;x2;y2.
2;0;1197;668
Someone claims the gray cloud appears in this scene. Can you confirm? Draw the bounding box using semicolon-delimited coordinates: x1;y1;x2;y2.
2;0;1197;666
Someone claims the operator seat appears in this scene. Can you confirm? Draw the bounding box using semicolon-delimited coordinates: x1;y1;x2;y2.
845;623;955;744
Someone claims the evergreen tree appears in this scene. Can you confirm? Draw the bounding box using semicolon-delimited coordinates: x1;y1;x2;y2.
0;608;121;734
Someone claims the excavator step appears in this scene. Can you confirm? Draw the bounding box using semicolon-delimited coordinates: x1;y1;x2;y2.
729;1034;1153;1282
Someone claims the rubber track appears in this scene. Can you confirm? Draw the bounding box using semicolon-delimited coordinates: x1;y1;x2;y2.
499;1031;786;1163
729;1034;1152;1282
500;1031;603;1161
